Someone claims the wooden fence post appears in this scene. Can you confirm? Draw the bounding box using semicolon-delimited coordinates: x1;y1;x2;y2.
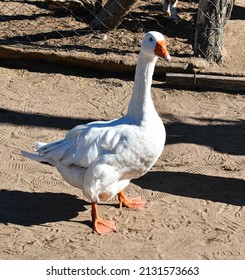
90;0;138;30
194;0;234;62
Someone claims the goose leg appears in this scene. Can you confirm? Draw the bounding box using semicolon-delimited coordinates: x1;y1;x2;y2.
118;191;146;209
92;202;116;235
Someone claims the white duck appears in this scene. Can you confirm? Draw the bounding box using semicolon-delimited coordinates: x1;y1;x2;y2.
21;31;171;235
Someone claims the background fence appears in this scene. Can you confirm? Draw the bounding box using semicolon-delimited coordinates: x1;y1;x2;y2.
194;0;234;62
0;0;235;62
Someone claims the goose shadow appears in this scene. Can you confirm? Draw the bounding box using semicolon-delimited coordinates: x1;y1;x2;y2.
133;171;245;207
1;174;244;228
0;190;89;226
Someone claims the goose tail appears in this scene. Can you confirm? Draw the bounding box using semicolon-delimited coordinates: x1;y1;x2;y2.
21;150;51;165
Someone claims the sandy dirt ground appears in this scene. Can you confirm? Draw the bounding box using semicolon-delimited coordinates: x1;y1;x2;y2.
0;2;245;260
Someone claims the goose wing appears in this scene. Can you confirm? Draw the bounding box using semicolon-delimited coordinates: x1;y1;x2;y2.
36;120;124;168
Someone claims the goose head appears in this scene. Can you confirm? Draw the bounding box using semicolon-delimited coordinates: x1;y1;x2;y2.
140;31;171;61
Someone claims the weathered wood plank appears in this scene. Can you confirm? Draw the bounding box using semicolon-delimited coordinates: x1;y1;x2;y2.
166;73;245;92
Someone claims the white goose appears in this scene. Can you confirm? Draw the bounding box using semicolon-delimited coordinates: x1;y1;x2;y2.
21;31;171;235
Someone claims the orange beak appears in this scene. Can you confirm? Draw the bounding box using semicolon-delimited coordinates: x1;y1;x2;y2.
154;40;171;61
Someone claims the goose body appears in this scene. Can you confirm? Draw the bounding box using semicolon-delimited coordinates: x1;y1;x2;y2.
22;31;171;234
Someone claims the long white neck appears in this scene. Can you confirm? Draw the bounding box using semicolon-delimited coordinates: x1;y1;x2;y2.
127;51;158;123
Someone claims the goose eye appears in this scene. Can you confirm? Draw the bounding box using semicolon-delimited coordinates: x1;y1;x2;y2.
149;37;153;42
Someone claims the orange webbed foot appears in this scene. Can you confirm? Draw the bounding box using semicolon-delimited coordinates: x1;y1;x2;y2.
93;219;116;235
92;202;116;235
118;192;146;209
